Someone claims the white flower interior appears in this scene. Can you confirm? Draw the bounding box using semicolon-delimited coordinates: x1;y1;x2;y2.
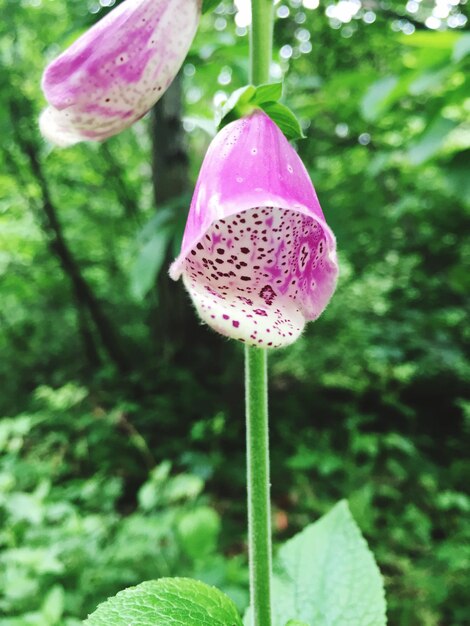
183;206;330;348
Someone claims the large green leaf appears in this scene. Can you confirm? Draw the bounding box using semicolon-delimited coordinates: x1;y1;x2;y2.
272;501;387;626
84;578;243;626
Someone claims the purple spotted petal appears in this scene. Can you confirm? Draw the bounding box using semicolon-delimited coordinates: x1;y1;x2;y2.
170;111;339;348
40;0;201;146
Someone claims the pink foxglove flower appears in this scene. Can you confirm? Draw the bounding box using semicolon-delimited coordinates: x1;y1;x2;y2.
40;0;201;146
170;111;339;348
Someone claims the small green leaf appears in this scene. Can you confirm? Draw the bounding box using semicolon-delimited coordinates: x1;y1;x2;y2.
130;225;172;301
219;83;284;128
285;621;309;626
218;84;303;141
272;500;387;626
252;82;283;105
219;85;256;126
84;578;243;626
259;102;305;140
202;0;221;14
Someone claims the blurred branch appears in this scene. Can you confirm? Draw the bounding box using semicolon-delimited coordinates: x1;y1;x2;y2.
8;100;132;377
118;411;155;470
4;149;102;372
100;142;140;220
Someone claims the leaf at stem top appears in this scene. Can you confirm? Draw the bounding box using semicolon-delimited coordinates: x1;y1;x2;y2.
202;0;221;15
251;82;283;105
219;85;257;125
218;83;303;140
258;101;305;140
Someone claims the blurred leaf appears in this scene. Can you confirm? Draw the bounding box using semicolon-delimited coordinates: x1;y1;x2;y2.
408;116;458;165
137;462;172;511
348;485;375;534
399;31;460;50
35;383;87;411
444;151;470;203
408;66;452;96
177;506;221;560
360;76;398;122
165;474;204;503
4;492;44;525
453;33;470;62
41;585;64;625
84;578;243;626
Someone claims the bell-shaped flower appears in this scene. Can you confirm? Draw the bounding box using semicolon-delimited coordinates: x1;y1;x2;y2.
40;0;201;146
170;111;339;348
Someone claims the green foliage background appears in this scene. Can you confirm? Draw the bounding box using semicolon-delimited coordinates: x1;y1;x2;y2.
0;0;469;625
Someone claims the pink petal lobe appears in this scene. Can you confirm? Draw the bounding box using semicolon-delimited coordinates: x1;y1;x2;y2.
40;0;201;146
170;112;339;348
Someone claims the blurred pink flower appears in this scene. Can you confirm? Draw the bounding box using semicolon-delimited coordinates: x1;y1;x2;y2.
170;111;339;348
40;0;201;146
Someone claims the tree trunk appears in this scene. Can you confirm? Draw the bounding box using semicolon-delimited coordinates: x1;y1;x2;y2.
152;77;190;206
151;76;218;364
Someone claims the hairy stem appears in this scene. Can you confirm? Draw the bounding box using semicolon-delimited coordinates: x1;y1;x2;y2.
246;2;275;625
245;345;272;626
250;0;274;85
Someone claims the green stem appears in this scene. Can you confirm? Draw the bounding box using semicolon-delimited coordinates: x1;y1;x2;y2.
245;345;272;626
246;3;275;625
250;0;274;85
